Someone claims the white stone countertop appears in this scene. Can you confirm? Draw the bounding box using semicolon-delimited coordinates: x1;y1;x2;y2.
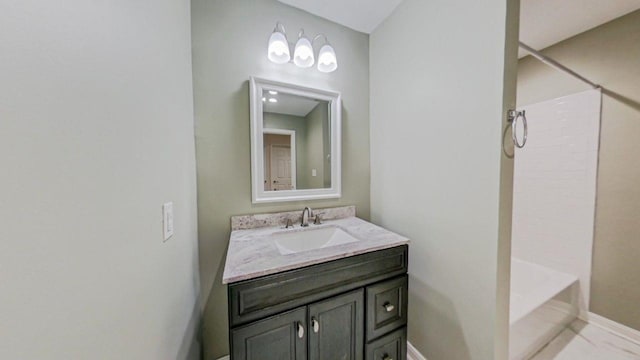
222;216;409;284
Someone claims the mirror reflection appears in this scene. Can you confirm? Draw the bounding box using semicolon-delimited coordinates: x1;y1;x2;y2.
262;89;331;191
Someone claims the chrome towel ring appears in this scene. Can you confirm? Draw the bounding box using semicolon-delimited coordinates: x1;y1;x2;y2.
508;110;528;149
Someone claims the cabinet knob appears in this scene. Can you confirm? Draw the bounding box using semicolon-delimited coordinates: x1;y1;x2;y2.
311;318;319;333
383;302;395;312
297;322;304;338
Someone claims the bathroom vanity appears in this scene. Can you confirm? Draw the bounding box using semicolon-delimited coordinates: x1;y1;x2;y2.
223;206;409;360
228;79;409;359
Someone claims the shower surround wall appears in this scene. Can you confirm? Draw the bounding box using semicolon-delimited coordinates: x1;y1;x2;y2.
517;10;640;331
512;89;602;314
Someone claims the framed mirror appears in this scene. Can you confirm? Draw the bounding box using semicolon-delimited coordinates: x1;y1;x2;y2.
249;77;341;203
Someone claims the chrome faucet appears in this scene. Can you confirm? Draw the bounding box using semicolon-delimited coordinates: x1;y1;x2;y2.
301;207;313;227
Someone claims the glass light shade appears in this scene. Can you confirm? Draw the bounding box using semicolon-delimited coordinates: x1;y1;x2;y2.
267;31;290;64
293;37;315;68
317;44;338;73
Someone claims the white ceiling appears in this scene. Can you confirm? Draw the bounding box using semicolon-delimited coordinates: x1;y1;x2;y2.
519;0;640;57
279;0;640;57
277;0;403;34
263;92;321;117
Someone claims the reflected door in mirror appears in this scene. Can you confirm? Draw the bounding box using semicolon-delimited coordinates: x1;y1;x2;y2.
269;145;292;191
263;132;296;191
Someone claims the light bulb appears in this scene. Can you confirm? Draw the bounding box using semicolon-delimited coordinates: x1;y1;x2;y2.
317;44;338;73
294;36;315;68
268;31;290;64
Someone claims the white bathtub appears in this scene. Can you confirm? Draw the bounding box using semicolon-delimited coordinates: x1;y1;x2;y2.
509;258;579;360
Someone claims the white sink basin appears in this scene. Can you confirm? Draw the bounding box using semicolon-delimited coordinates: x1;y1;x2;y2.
273;226;360;255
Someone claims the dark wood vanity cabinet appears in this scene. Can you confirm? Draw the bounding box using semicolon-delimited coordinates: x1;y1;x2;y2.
228;245;409;360
308;289;364;360
232;308;307;360
366;328;407;360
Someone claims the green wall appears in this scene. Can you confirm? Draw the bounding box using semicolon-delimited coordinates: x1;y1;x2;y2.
370;0;518;358
190;0;370;358
303;103;330;189
1;0;200;358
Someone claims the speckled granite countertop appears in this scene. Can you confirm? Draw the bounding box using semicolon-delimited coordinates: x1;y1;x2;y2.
222;207;409;284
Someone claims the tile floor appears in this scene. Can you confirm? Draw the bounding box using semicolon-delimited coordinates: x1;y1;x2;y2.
530;320;640;359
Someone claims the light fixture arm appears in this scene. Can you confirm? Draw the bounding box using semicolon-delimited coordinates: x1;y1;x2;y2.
293;28;330;46
296;29;328;43
273;21;286;34
312;34;330;45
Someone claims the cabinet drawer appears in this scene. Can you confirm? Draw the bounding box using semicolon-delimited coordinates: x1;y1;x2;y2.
366;275;408;341
229;245;408;327
365;327;407;360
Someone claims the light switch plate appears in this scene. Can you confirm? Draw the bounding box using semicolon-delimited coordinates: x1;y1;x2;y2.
312;169;317;177
163;202;174;241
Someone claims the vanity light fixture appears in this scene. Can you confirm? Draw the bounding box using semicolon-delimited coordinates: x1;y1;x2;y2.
293;30;315;68
267;22;338;73
267;22;291;64
316;35;338;73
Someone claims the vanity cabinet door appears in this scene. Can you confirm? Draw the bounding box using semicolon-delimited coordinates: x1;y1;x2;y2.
232;307;307;360
308;289;364;360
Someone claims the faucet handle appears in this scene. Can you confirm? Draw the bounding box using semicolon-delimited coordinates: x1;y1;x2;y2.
285;218;293;229
314;214;322;225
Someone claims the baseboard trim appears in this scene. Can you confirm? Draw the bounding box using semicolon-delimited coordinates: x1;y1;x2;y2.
580;311;640;346
407;341;427;360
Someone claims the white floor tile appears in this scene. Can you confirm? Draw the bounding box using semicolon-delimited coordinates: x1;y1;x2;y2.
530;320;640;360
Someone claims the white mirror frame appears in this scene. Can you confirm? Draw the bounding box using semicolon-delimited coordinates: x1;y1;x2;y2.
250;76;342;204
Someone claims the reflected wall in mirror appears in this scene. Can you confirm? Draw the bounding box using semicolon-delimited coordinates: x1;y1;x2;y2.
250;77;341;203
263;93;331;191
